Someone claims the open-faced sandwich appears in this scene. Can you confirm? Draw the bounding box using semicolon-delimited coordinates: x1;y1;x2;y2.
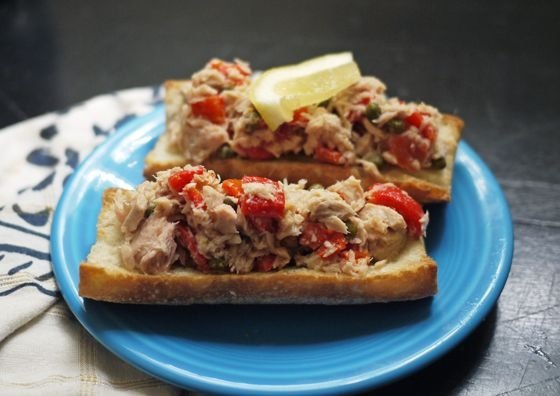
79;165;437;304
145;53;463;203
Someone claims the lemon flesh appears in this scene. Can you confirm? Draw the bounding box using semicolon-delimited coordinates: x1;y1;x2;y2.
250;52;361;131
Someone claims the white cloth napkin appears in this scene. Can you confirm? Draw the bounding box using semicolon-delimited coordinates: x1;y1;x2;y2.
0;87;179;395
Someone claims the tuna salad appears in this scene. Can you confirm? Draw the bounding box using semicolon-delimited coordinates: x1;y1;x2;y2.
167;58;447;174
114;165;428;276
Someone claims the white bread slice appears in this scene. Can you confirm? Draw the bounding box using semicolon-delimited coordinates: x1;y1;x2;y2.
79;188;437;304
144;80;464;203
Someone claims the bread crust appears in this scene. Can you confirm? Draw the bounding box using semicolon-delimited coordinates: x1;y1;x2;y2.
79;189;437;304
144;84;464;203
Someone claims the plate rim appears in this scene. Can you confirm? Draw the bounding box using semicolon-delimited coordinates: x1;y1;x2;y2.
51;106;514;394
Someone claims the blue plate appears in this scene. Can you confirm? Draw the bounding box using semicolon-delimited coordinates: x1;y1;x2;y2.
51;104;514;395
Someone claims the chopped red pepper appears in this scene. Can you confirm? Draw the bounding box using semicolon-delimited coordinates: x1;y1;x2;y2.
404;112;424;129
316;233;348;258
421;124;437;143
238;145;275;160
222;178;243;198
315;146;343;165
191;95;226;124
299;222;348;259
168;166;205;193
405;112;437;143
255;254;276;272
239;176;285;220
176;225;210;272
292;107;309;124
387;134;431;172
184;186;205;208
368;183;425;238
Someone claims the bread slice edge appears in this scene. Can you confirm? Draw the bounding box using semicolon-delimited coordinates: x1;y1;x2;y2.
79;188;437;304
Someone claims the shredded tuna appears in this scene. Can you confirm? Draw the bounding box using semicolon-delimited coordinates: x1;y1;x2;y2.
117;167;425;275
120;216;177;275
168;60;444;173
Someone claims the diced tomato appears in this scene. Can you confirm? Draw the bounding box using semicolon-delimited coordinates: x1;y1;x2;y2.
299;222;347;258
191;95;226;124
238;145;275;160
368;184;425;238
421;124;437;143
184;186;205;208
222;178;243;198
239;176;285;219
404;112;424;129
168;166;205;192
255;254;275;272
176;225;210;272
315;146;343;165
316;232;348;259
387;134;431;172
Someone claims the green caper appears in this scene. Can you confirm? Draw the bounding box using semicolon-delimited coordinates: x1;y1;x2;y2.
365;103;382;121
218;144;236;159
345;220;358;239
384;118;407;133
308;183;323;190
431;156;447;169
223;197;237;210
209;257;227;271
364;151;384;167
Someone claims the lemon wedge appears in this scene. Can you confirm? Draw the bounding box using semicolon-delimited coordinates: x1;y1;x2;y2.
250;52;361;131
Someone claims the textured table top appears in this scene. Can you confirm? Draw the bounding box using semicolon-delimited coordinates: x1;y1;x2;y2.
1;1;559;394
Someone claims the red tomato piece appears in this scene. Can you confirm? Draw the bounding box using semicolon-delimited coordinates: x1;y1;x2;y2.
255;254;275;272
222;178;243;198
238;145;275;160
315;146;343;165
191;95;226;124
387;134;431;172
239;176;285;220
168;166;205;192
368;184;425;238
404;112;424;129
176;225;210;272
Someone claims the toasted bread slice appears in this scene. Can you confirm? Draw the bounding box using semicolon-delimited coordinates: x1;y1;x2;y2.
79;189;437;304
144;80;463;203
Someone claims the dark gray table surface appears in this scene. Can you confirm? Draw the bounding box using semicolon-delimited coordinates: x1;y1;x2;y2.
1;1;559;394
